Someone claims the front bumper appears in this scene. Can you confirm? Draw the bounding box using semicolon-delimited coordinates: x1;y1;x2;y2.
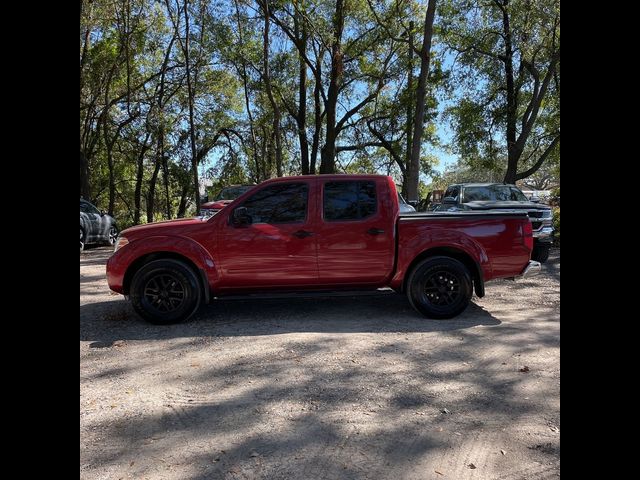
516;260;542;279
533;226;554;243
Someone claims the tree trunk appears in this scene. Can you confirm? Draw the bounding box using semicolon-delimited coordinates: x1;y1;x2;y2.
133;131;151;224
147;155;162;223
234;0;260;182
310;53;323;174
80;1;91;198
261;1;283;177
183;0;201;213
408;0;437;202
162;151;171;219
177;183;190;218
294;8;309;174
80;150;91;199
403;20;414;199
501;0;518;184
260;124;268;180
320;0;345;174
104;120;116;215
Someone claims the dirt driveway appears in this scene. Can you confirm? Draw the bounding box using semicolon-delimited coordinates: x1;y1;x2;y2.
80;247;559;480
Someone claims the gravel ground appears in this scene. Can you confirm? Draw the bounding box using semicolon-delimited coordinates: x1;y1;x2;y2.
80;247;559;480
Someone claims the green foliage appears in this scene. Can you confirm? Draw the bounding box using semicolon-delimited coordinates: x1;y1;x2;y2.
441;0;560;182
552;207;560;247
80;0;559;226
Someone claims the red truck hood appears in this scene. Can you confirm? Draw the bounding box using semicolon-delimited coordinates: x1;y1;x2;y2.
121;217;206;238
201;200;233;210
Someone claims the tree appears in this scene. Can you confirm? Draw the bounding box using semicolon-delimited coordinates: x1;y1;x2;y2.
442;0;560;184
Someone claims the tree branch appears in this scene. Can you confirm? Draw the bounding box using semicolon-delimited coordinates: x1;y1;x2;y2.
515;134;560;180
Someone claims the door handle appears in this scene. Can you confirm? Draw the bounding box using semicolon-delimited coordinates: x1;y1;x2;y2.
367;228;385;235
292;230;314;238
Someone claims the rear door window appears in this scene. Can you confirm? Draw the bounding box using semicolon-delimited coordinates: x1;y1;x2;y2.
323;181;377;221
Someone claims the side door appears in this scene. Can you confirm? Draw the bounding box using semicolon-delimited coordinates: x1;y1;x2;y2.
316;178;396;285
216;180;319;290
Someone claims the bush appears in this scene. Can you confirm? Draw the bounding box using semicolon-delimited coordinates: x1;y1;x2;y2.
552;207;560;247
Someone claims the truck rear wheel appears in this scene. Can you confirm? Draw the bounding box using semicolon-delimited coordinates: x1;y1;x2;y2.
130;259;202;325
406;256;473;319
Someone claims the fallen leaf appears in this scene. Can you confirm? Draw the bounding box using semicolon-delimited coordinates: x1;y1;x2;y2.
519;366;530;373
441;408;450;414
500;450;506;455
435;470;444;476
468;463;476;469
249;452;259;458
129;461;135;466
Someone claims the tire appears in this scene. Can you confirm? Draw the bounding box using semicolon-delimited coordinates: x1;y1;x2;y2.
531;245;550;263
406;256;473;319
80;227;86;253
130;259;202;325
107;225;118;246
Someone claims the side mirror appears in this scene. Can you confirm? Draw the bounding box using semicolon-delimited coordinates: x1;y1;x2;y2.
231;207;252;226
408;200;418;207
442;196;457;205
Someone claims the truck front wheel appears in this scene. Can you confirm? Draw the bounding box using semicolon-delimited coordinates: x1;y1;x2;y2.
130;259;202;324
406;256;473;319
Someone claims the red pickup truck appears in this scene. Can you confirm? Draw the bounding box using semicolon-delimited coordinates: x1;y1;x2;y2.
107;174;539;324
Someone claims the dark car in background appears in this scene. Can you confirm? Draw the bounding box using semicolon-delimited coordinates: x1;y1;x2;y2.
200;185;255;217
80;199;118;252
434;183;554;262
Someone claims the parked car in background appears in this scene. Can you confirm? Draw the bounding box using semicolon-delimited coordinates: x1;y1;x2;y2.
200;185;255;217
434;183;554;262
80;199;118;252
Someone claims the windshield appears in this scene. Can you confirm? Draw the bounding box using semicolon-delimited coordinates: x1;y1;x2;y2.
462;185;528;202
215;185;253;201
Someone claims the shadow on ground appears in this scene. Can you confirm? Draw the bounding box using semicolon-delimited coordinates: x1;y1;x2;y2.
80;293;501;348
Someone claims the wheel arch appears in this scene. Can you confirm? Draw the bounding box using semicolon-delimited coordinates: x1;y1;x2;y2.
402;247;485;298
123;251;210;303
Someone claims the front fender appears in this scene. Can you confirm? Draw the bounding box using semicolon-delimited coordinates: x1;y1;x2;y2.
106;235;219;294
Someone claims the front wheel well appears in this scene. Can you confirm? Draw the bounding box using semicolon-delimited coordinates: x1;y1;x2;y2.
123;252;209;302
403;247;485;298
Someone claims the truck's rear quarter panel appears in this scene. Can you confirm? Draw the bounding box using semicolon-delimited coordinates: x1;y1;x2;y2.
391;212;531;290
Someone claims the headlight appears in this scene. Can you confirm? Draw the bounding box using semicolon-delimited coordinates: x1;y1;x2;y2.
114;236;129;252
